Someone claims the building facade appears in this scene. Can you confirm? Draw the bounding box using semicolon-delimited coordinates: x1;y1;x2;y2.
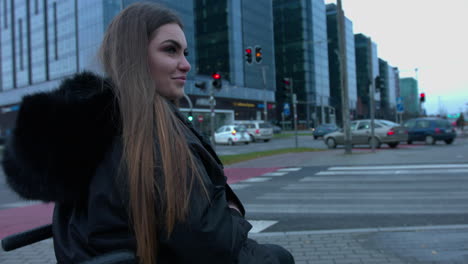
0;0;276;136
193;0;276;124
273;0;330;128
399;77;419;118
325;3;357;126
354;33;380;119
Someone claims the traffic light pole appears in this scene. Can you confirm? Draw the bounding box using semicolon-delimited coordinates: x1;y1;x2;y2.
337;0;352;154
262;66;268;122
209;87;216;150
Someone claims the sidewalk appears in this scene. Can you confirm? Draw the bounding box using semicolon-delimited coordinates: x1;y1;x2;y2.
2;225;468;263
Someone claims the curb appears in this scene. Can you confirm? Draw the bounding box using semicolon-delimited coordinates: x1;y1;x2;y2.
249;224;468;237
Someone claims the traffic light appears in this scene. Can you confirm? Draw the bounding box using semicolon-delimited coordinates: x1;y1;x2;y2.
255;46;262;63
282;78;291;91
212;73;222;90
245;47;253;64
187;111;194;122
420;92;426;102
375;76;384;90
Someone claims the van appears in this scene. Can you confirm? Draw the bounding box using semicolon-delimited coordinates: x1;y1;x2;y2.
233;120;273;142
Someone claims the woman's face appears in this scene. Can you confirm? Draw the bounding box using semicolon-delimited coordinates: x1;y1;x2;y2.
148;23;191;100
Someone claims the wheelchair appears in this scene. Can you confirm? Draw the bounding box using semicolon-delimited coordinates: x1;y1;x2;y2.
1;223;137;264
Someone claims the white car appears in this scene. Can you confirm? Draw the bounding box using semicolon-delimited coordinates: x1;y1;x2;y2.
214;125;251;145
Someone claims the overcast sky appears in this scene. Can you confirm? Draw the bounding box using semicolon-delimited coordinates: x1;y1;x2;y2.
325;0;468;115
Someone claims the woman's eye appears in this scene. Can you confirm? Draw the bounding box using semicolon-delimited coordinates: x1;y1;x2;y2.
165;46;177;54
184;51;189;57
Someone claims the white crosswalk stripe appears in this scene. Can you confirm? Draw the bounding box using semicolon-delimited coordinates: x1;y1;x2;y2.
261;172;288;176
245;164;468;215
231;167;301;233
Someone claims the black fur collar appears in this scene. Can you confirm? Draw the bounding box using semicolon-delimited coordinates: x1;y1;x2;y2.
2;72;119;204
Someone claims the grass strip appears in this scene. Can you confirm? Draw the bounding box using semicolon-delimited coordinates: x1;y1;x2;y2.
219;147;321;165
273;132;311;139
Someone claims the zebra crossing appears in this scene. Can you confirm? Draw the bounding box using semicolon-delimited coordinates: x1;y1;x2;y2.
229;167;302;190
244;164;468;215
228;167;303;233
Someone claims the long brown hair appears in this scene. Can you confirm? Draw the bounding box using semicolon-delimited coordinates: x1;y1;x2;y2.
99;2;206;263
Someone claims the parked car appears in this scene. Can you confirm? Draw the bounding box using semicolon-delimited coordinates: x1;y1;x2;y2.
312;123;339;139
234;120;273;142
214;125;250;145
324;119;408;149
273;125;282;134
403;117;456;145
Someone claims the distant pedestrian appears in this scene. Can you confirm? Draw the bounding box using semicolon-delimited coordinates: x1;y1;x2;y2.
1;2;294;264
457;113;465;131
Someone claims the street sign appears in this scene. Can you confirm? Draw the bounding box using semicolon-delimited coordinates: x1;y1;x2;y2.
283;103;290;116
396;97;404;113
198;115;204;122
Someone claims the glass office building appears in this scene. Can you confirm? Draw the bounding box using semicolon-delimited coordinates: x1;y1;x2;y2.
400;77;419;117
326;3;357;126
378;58;398;121
0;0;276;135
194;0;276;121
354;33;380;119
273;0;330;128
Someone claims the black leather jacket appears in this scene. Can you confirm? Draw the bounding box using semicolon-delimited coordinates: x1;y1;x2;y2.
2;72;281;263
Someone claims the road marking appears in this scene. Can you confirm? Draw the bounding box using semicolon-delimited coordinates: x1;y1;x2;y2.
315;169;468;175
243;177;272;183
301;174;468;181
245;204;468;214
229;184;252;190
278;167;302;172
328;164;468;170
0;201;42;209
247;220;278;233
262;172;288;177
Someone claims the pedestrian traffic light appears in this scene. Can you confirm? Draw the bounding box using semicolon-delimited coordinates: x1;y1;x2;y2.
375;76;384;90
282;78;291;91
187;111;194;122
245;47;253;64
420;92;425;102
255;46;262;63
212;73;222;90
195;81;207;91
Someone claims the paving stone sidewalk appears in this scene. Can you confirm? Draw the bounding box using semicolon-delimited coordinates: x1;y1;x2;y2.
2;225;468;263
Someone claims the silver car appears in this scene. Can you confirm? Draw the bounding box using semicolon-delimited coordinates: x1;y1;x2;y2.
234;121;273;142
324;119;408;149
214;125;251;145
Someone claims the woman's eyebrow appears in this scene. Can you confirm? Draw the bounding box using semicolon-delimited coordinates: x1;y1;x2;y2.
160;39;185;49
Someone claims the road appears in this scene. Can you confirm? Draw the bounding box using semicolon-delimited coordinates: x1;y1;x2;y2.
227;136;468;233
1;135;468;263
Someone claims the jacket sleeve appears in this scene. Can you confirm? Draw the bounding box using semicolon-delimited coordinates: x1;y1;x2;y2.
158;151;252;263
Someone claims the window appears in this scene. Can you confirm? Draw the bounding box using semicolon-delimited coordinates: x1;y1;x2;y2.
19;19;23;71
404;120;416;128
416;120;430;129
3;0;7;28
35;0;39;14
53;2;58;60
357;121;370;130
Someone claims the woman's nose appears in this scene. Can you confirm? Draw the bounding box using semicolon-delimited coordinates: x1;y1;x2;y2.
179;56;191;72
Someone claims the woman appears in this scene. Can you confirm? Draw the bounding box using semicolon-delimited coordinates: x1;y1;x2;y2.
2;2;294;264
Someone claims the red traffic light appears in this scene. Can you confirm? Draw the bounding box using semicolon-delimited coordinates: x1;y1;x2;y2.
282;78;290;85
245;48;252;54
212;73;221;80
420;92;426;102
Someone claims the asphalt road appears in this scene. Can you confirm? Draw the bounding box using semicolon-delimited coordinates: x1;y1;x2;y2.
229;136;468;233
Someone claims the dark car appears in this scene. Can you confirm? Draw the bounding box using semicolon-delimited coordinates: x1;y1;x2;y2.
313;123;339;139
403;118;456;145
